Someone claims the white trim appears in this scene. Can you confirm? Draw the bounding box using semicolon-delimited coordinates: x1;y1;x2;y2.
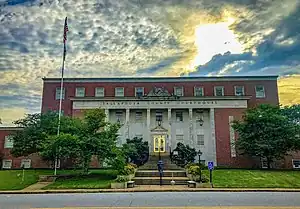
75;87;85;97
135;87;144;97
115;87;124;97
255;85;265;98
229;116;236;157
73;100;248;110
194;86;204;96
2;159;12;169
95;87;105;97
214;86;224;96
43;76;278;83
174;86;184;96
292;159;300;169
234;86;245;96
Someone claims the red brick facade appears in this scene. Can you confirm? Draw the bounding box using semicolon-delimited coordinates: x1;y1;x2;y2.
1;76;299;169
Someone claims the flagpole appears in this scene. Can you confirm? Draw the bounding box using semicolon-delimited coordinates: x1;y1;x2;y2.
55;17;68;175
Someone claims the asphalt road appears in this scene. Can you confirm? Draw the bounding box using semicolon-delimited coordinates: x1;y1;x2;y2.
0;192;300;208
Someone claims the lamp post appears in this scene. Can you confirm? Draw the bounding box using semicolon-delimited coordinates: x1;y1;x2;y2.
198;150;203;182
199;117;204;127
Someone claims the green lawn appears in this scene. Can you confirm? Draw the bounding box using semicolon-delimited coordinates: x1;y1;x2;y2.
43;169;118;189
202;169;300;188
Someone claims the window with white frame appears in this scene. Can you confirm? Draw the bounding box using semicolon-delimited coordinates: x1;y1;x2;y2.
21;159;31;169
174;87;184;96
116;111;123;122
115;87;124;97
194;87;204;97
2;160;12;169
176;135;184;141
95;87;104;97
292;159;300;169
261;158;268;169
135;87;144;97
175;111;183;122
4;135;14;148
135;111;142;121
255;85;265;98
234;86;244;96
75;87;85;97
214;86;224;96
156;111;163;122
55;87;65;100
197;134;205;146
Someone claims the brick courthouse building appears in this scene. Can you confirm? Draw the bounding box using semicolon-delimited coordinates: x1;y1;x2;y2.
1;75;299;169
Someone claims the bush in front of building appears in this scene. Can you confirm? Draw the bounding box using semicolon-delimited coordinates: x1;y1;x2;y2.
122;137;149;167
187;165;209;183
171;142;197;167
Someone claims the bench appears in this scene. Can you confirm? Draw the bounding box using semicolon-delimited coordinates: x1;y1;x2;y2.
187;180;197;188
127;181;135;188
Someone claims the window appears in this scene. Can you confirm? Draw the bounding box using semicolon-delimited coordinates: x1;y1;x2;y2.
95;87;104;97
135;111;142;121
234;86;244;96
292;159;300;169
135;87;144;97
214;86;224;96
116;111;123;121
255;85;265;98
174;87;184;96
176;135;184;141
2;160;12;169
176;111;183;122
261;158;268;169
197;134;205;146
75;87;85;97
21;159;31;169
4;136;13;148
115;87;124;97
156;111;163;122
55;87;65;100
194;87;204;97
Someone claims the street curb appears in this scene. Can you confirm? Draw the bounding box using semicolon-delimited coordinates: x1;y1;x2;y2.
1;188;300;194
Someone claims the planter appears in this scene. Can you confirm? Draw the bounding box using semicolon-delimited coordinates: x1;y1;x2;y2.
196;182;212;188
111;182;127;189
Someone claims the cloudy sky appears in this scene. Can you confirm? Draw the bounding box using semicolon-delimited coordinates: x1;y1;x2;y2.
1;0;300;125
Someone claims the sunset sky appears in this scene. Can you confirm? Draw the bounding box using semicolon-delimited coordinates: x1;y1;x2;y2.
0;0;300;125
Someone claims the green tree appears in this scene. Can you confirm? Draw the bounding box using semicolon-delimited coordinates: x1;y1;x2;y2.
281;104;300;125
171;142;197;167
232;104;300;168
122;137;149;166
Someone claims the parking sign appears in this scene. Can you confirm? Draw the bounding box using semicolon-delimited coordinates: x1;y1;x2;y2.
208;161;214;170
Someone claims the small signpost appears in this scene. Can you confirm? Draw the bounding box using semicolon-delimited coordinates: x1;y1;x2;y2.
208;161;214;188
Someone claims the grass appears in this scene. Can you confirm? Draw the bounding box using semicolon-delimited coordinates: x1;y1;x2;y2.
202;169;300;188
43;169;118;189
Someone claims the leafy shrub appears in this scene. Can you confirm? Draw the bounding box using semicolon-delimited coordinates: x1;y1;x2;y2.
124;164;135;175
171;142;197;167
128;163;137;169
185;163;198;170
188;165;200;175
201;174;209;183
115;176;128;182
122;137;149;166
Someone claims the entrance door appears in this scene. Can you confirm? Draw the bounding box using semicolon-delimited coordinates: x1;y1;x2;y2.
153;135;166;153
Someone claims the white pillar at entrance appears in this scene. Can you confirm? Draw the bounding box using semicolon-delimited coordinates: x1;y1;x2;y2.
168;108;172;151
104;109;109;123
189;108;194;147
146;108;151;152
125;108;130;139
210;108;217;165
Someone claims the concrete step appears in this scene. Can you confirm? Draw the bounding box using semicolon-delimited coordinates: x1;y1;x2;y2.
133;177;189;185
139;164;182;170
135;170;186;177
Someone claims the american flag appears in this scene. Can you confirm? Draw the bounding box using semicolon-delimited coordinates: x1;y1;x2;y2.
63;17;68;43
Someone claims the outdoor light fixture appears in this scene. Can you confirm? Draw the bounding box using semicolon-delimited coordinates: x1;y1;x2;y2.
198;150;203;182
158;120;162;126
199;118;204;126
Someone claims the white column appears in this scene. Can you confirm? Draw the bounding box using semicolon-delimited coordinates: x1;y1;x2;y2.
189;108;194;147
147;108;151;153
104;109;109;123
229;116;236;158
125;108;130;139
210;108;217;165
168;108;172;151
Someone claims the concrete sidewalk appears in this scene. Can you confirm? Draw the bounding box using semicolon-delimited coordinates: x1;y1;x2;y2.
1;185;300;194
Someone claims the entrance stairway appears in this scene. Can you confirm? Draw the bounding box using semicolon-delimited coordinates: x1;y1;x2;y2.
134;154;189;185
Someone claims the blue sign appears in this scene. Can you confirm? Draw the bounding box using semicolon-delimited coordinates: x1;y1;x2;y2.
208;161;214;170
